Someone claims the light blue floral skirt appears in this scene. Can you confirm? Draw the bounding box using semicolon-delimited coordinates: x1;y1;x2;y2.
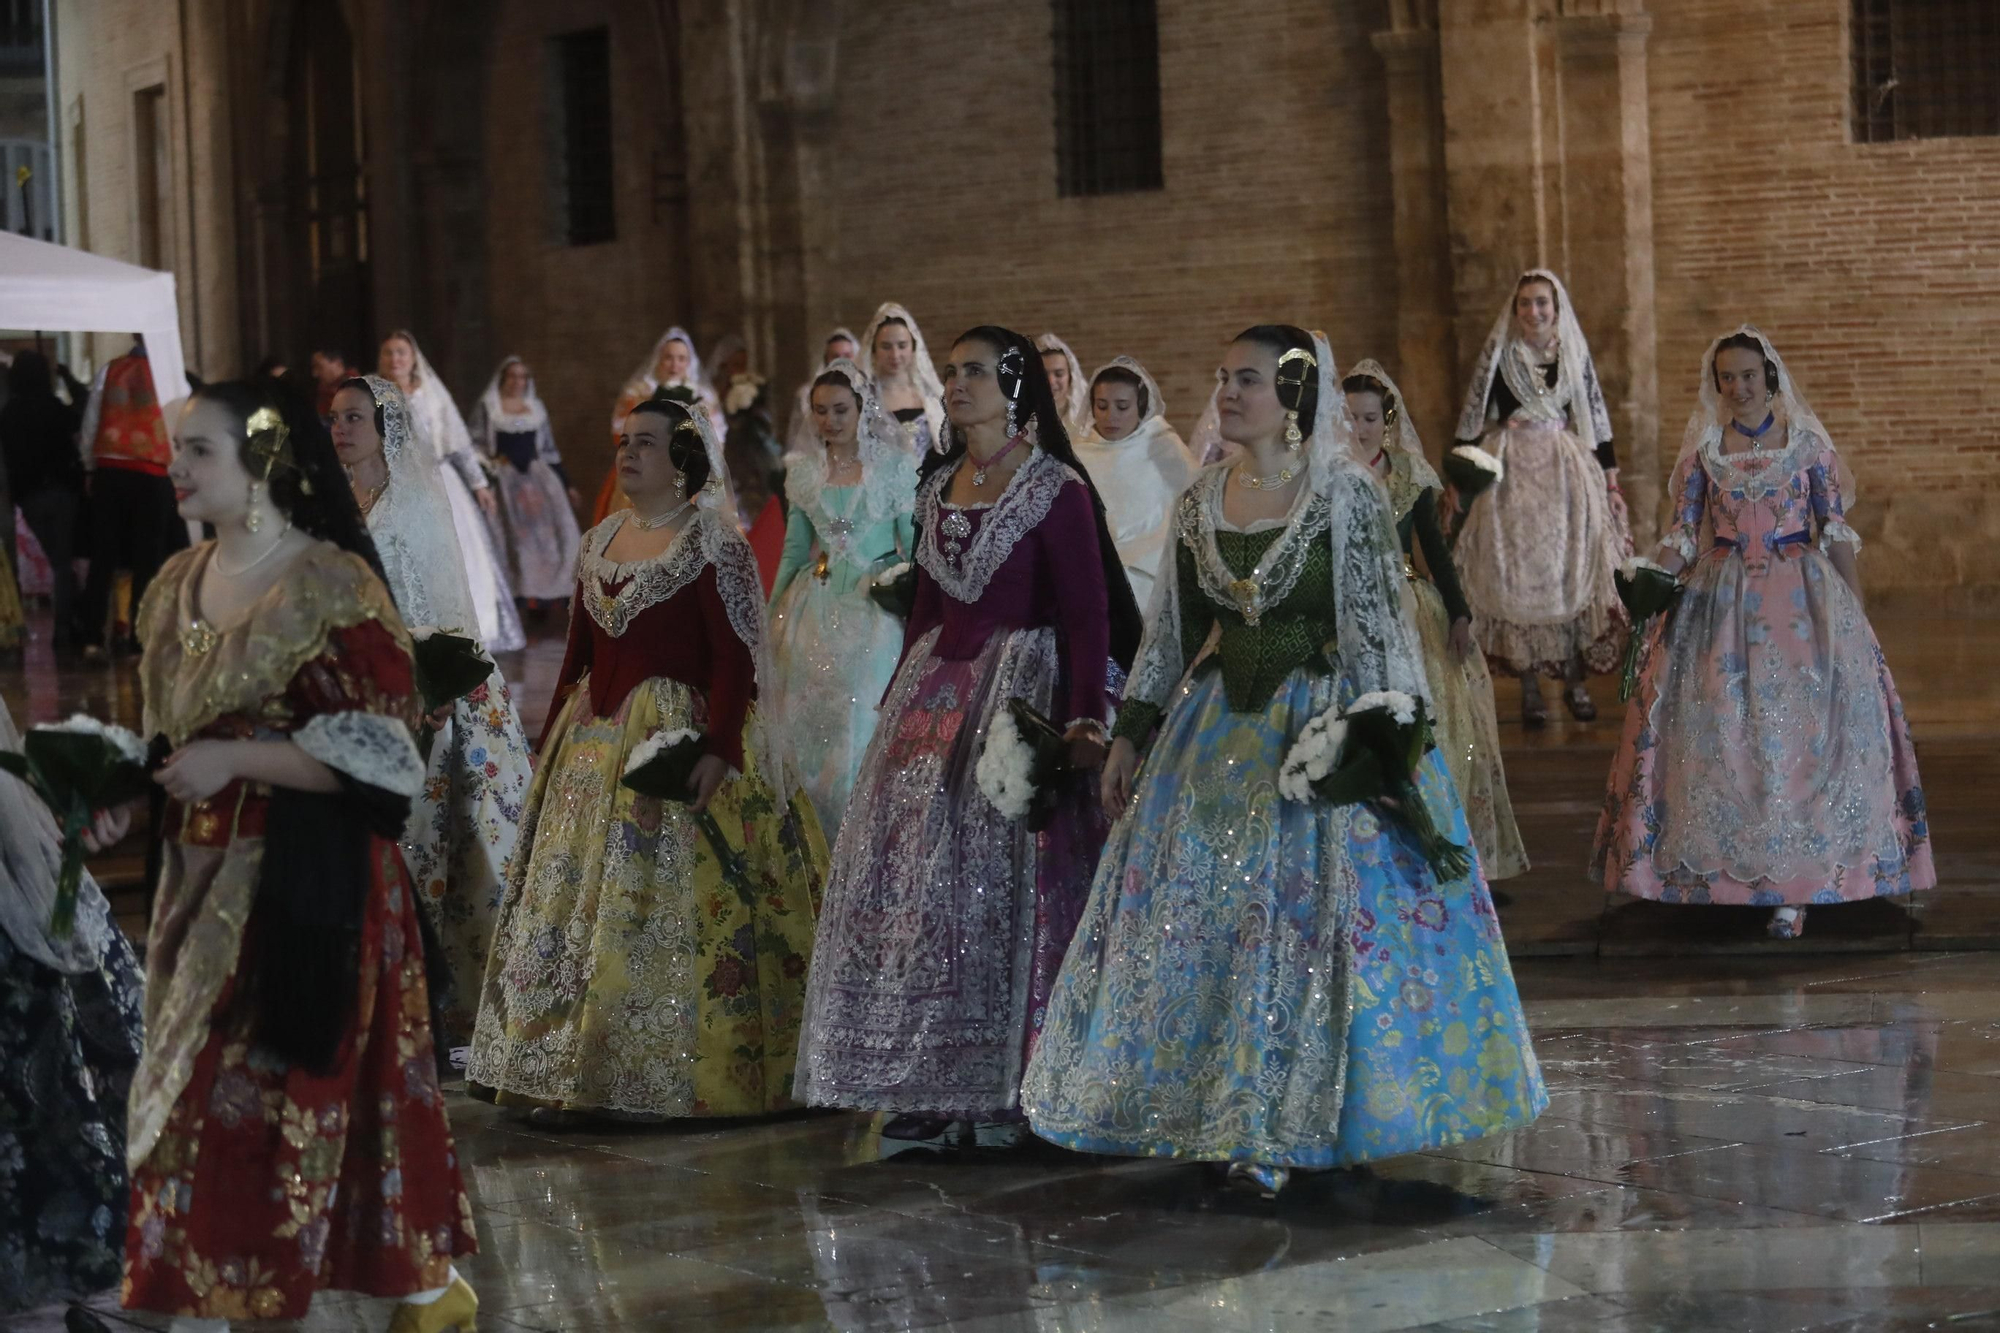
1022;664;1547;1168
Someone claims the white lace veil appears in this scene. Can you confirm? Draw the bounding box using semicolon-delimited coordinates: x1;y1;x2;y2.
1121;330;1431;721
625;326;709;402
786;326;866;457
860;301;946;444
385;329;478;462
784;356;918;524
1087;354;1168;432
357;373;483;638
1345;357;1441;492
1036;332;1091;436
477;355;550;432
1678;324;1855;505
1453;269;1614;447
661;398;795;794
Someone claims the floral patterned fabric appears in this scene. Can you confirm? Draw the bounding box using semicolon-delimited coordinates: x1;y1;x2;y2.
466;675;826;1117
123;838;475;1320
0;895;143;1312
1592;434;1933;905
1023;663;1547;1168
400;667;533;1049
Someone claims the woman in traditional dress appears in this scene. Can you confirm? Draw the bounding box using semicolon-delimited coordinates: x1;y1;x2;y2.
1022;326;1546;1198
768;357;918;831
127;382;475;1330
1452;270;1627;724
785;326;863;459
795;325;1142;1148
860;302;946;456
1593;327;1932;939
378;331;525;653
1072;355;1196;611
1;703;142;1317
330;375;534;1060
592;327;725;524
1347;359;1527;883
468;356;583;613
466;395;826;1124
1036;332;1091;442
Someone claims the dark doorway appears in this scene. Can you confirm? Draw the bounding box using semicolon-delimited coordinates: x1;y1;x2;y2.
286;2;371;372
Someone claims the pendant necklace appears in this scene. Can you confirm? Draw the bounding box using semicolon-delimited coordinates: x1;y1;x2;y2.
969;433;1026;488
1729;411;1777;445
212;522;294;577
1235;462;1297;491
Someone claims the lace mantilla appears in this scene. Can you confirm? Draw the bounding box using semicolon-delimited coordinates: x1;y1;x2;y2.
1497;342;1572;425
1455;268;1614;446
1184;468;1333;627
294;710;426;797
579;515;710;639
916;448;1076;604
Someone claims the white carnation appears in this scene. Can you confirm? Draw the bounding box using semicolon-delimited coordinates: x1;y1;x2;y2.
974;710;1037;820
623;728;701;777
874;562;912;586
724;374;766;416
1346;691;1418;725
1449;444;1504;480
1278;708;1349;803
37;714;148;766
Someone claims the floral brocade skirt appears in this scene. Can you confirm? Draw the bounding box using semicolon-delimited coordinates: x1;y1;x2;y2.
1412;577;1528;881
466;674;827;1118
492;458;583;603
794;626;1107;1117
768;568;905;835
1022;664;1547;1169
123;838;475;1321
401;667;532;1051
1591;547;1933;906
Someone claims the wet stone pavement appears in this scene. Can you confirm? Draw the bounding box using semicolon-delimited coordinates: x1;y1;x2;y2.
24;951;2000;1332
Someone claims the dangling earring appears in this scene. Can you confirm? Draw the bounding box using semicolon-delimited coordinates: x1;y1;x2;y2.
245;480;263;533
674;472;688;499
1005;398;1019;439
1284;409;1303;453
1024;415;1040;449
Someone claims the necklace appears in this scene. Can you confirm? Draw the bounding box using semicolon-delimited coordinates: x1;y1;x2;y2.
1235;462;1298;491
969;433;1026;487
211;522;293;577
632;499;693;531
1729;411;1777;442
356;475;388;516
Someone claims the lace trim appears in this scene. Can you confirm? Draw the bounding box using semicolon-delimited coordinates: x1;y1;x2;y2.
294;711;426;797
1820;519;1862;553
1661;528;1700;563
916;449;1075;603
1697;424;1820;503
1383;449;1440;523
578;514;708;638
1497;342;1572;425
1183;468;1333;624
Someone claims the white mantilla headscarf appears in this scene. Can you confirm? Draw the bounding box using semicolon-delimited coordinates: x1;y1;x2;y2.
619;326;725;438
355;373;483;638
1345;357;1442;493
786;325;866;458
859;302;946;448
1454;268;1614;448
477;355;550;435
1036;332;1090;439
784;356;918;524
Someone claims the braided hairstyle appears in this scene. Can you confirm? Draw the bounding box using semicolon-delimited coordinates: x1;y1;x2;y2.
919;324;1144;670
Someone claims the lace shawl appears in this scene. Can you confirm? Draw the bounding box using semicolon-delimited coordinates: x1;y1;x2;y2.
1454;268;1614;446
578;509;794;792
356;374;484;638
914;448;1076;604
1124;464;1430;718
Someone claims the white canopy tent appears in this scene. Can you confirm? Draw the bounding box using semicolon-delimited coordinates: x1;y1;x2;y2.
0;230;189;410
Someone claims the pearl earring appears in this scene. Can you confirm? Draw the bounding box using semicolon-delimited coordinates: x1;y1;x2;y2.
1284;410;1303;453
245;480;263;533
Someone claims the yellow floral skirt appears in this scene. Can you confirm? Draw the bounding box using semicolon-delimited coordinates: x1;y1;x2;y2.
1414;577;1529;881
466;674;827;1118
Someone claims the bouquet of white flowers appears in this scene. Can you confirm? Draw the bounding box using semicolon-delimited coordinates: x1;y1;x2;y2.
621;727;751;894
975;698;1071;832
408;625;494;762
1277;691;1471;880
1614;555;1681;701
0;714;153;935
867;559;917;619
1442;445;1505;551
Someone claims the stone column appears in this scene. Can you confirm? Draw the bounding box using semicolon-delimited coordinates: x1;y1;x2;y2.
1371;15;1458;458
1550;6;1660;539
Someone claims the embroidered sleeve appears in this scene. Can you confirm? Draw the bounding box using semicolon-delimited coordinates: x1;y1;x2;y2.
1114;534;1210;747
1659;450;1707;563
694;566;752;774
282;620;425;803
1809;445;1862;552
544;592;594;750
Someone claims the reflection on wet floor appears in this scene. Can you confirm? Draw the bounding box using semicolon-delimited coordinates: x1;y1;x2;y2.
23;951;2000;1331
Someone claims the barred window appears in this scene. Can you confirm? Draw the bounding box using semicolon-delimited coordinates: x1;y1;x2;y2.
1852;0;2000;143
552;27;615;244
1052;0;1163;197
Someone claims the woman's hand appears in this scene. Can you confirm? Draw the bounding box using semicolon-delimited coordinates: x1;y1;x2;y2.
1659;550;1688;578
154;741;240;804
1100;737;1138;819
424;701;454;732
1448;617;1475;659
81;804;133;853
476;487;499;520
687;754;728;814
1064;722;1107;773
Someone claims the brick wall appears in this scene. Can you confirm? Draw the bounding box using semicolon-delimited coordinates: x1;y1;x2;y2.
1647;0;2000;606
816;0;1400;444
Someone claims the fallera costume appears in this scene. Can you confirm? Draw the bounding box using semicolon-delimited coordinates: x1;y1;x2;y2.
468;357;584;605
1071;356;1197;613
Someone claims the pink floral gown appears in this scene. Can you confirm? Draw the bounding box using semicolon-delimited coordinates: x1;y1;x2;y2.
1591;429;1933;906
